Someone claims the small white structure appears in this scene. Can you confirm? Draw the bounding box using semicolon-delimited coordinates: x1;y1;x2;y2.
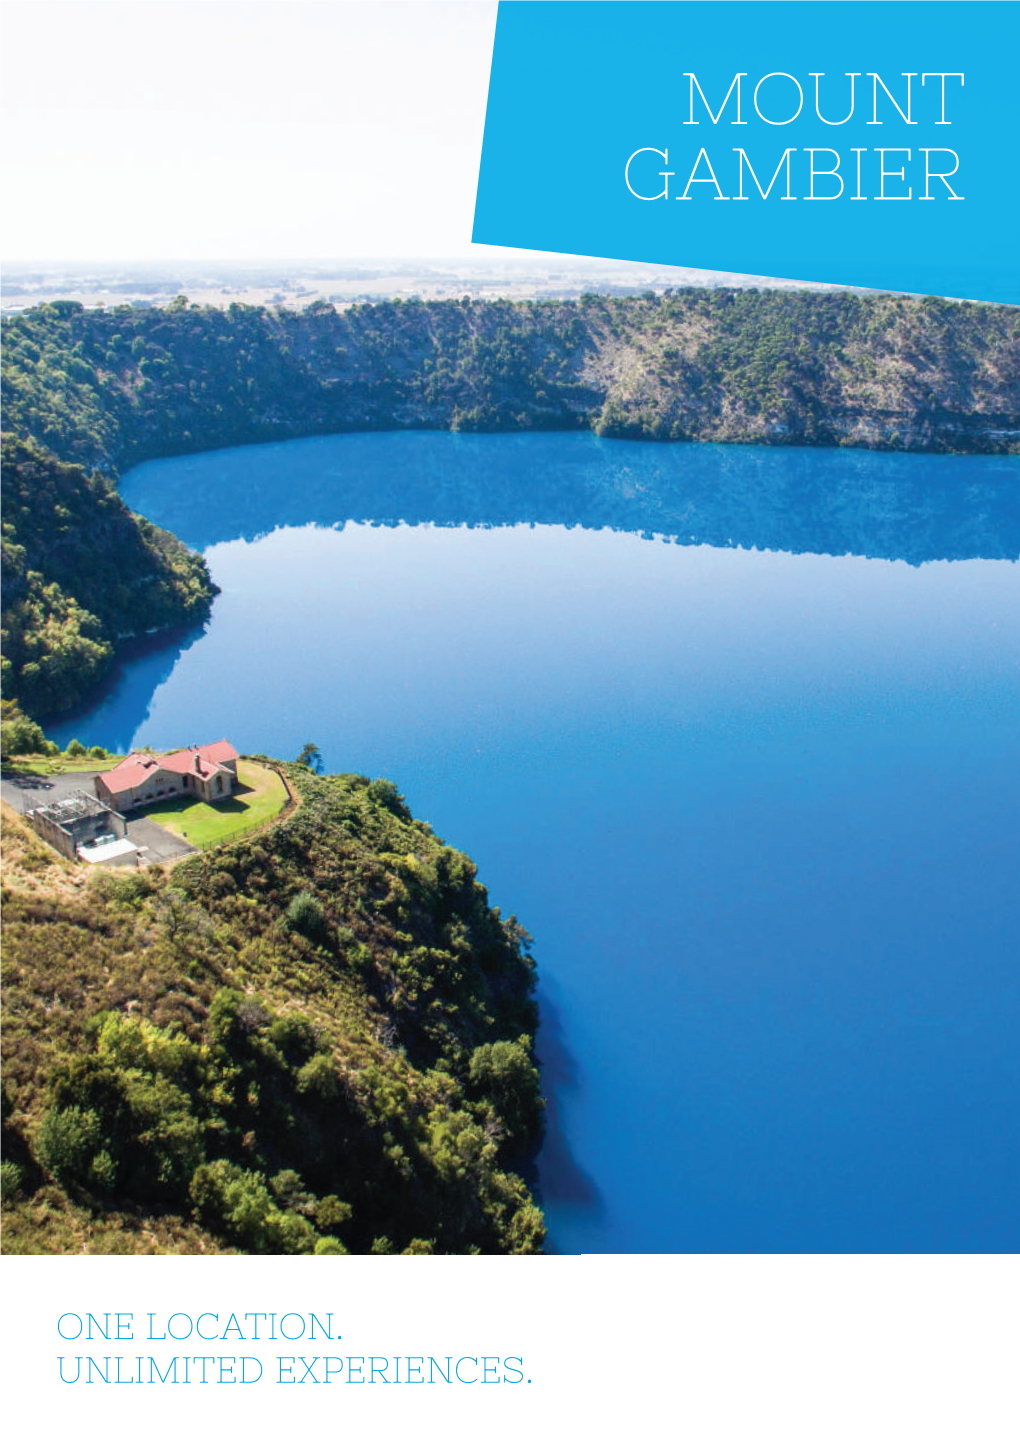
77;837;142;865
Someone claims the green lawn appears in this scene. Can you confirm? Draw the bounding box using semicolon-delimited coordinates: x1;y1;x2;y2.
141;759;288;848
2;753;124;777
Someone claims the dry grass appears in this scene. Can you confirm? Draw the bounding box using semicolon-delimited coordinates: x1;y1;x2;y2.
0;802;88;898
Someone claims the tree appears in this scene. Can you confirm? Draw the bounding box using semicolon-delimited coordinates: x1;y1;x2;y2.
296;742;323;773
35;1104;103;1184
0;707;47;757
153;886;209;944
468;1037;543;1151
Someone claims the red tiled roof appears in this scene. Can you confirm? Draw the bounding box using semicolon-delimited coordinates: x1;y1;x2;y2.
98;741;238;793
98;752;161;792
197;739;239;765
159;748;230;780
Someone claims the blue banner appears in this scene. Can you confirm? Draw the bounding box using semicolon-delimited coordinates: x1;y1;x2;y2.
473;1;1019;302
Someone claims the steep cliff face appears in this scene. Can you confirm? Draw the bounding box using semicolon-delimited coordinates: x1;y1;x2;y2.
578;291;1020;450
3;290;1015;717
4;291;1018;477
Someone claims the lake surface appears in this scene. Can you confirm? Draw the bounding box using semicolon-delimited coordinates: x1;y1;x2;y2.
52;432;1020;1252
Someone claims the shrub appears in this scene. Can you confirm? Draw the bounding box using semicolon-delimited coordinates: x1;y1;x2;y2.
88;870;154;908
468;1036;543;1149
265;1210;318;1254
349;943;373;970
35;1105;103;1184
191;1161;321;1253
0;1160;24;1204
65;739;87;758
285;890;326;939
207;988;271;1048
315;1195;353;1233
191;1160;275;1250
89;1149;118;1194
505;1202;546;1254
268;1014;318;1064
366;778;411;821
295;1053;338;1099
270;1169;313;1213
0;713;47;756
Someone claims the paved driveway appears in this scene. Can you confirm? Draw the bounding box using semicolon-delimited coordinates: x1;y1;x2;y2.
2;768;197;866
0;768;102;813
125;815;197;865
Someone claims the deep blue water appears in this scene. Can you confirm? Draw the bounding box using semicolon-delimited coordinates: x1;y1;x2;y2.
51;433;1020;1252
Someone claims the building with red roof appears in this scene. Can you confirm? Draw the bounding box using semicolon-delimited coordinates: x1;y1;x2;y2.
96;740;239;813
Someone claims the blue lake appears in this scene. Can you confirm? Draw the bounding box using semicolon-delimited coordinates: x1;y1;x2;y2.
52;432;1020;1252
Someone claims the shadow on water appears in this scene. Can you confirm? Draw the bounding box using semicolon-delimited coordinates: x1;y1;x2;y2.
533;985;604;1252
121;431;1020;565
41;622;209;751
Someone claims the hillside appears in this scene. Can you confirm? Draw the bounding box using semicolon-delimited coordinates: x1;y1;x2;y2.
0;434;215;717
3;290;1017;722
4;291;1018;473
0;767;545;1255
2;286;1015;1255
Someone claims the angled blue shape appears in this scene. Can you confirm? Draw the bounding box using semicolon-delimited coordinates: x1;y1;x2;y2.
474;2;1020;302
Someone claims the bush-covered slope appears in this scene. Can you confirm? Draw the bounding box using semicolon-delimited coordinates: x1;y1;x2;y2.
0;768;545;1255
4;291;1018;473
3;290;1016;719
1;434;215;716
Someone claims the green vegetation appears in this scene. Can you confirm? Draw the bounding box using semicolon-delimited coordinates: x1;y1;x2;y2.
1;767;545;1255
4;292;1017;479
0;699;54;760
141;758;288;847
296;742;323;773
1;433;216;718
1;753;122;777
0;705;124;774
2;291;1016;728
2;286;1015;1254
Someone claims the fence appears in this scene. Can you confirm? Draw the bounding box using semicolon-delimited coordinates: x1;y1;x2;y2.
201;766;296;852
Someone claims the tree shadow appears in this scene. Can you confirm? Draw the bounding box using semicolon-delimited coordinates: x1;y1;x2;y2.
0;769;65;794
532;985;604;1252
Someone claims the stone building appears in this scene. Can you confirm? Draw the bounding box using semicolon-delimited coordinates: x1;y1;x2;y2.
95;739;239;813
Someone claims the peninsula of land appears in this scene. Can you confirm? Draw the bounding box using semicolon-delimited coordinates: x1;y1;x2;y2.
1;763;544;1255
2;286;1017;1254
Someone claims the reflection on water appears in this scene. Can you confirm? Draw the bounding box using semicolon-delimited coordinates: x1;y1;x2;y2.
46;623;209;748
119;430;1020;563
50;433;1020;1252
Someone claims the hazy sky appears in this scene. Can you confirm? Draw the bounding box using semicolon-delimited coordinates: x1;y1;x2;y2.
2;0;503;261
